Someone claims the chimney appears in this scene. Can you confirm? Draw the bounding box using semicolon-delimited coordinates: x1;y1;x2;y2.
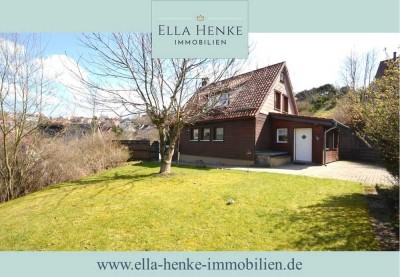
393;52;397;61
201;77;209;87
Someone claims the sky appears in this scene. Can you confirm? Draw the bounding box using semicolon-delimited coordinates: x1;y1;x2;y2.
9;33;400;117
248;33;399;91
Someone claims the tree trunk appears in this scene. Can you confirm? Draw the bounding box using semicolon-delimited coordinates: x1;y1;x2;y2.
159;145;175;174
160;158;172;174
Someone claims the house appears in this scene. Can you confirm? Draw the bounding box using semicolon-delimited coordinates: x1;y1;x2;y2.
179;62;349;167
375;52;397;79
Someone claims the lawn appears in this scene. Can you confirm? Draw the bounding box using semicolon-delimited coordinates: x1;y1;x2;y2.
0;162;378;250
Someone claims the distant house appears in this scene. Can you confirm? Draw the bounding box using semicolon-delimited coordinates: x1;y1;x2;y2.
97;117;121;133
179;62;349;167
375;52;397;79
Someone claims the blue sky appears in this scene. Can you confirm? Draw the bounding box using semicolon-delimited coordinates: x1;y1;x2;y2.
41;33;84;57
22;33;399;117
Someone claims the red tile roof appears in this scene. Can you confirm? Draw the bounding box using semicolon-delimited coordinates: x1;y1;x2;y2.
186;62;285;121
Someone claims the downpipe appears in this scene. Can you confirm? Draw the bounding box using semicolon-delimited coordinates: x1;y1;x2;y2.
323;122;338;166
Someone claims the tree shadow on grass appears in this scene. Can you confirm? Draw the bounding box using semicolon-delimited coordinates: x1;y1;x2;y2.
126;161;213;172
364;187;399;251
1;161;213;210
22;169;159;205
283;193;379;250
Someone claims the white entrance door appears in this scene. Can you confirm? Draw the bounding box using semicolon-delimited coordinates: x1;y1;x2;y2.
294;128;312;163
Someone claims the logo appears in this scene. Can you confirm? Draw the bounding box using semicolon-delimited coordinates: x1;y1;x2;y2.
197;15;204;21
152;0;248;58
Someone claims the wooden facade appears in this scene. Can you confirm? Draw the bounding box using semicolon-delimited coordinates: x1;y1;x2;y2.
268;118;339;164
180;118;256;163
179;62;347;166
180;116;342;165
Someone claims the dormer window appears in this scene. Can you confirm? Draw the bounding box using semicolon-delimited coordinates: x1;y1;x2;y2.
206;92;229;109
218;92;229;107
280;72;285;83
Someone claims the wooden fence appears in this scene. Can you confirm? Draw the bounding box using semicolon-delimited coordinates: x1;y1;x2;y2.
339;132;380;163
116;140;159;161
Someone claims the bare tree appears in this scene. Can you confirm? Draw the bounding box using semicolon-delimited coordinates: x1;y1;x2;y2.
362;49;378;89
0;34;54;202
340;50;360;91
71;33;244;174
72;85;101;135
340;49;379;92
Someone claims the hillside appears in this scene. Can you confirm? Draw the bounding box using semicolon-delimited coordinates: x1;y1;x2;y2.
295;84;350;121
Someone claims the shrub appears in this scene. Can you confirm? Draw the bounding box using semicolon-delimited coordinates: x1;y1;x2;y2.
0;133;130;203
376;184;399;230
344;60;399;180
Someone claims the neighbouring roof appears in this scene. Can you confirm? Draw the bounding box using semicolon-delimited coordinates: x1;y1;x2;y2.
269;112;349;130
187;62;294;121
375;55;398;79
375;60;389;79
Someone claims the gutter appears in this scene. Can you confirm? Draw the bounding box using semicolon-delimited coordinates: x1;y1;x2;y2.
323;121;338;166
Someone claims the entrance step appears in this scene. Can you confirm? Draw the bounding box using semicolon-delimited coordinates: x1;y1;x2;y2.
255;150;291;167
270;155;292;167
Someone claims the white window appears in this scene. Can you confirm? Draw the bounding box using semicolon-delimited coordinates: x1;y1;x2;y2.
206;92;229;109
277;128;288;143
218;93;229;107
201;128;211;141
191;128;199;140
213;127;224;141
280;72;285;83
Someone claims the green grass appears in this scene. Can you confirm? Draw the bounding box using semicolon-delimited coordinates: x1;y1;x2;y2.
0;162;378;250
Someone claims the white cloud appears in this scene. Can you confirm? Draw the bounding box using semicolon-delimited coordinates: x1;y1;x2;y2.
40;54;97;116
40;54;135;118
42;54;88;92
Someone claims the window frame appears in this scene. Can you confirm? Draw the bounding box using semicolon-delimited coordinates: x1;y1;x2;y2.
283;95;289;113
218;92;229;107
274;91;281;111
213;127;224;141
332;132;338;149
206;92;229;109
276;128;288;143
190;128;199;141
201;127;211;141
280;72;285;83
325;131;338;150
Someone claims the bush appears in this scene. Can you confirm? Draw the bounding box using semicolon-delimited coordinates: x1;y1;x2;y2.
376;185;399;211
344;60;399;180
376;184;399;230
310;95;330;112
0;133;130;203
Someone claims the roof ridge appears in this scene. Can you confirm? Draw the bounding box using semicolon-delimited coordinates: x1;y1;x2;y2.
202;61;285;89
231;61;285;78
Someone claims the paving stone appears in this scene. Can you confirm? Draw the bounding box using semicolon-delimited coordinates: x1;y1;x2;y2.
230;161;396;185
